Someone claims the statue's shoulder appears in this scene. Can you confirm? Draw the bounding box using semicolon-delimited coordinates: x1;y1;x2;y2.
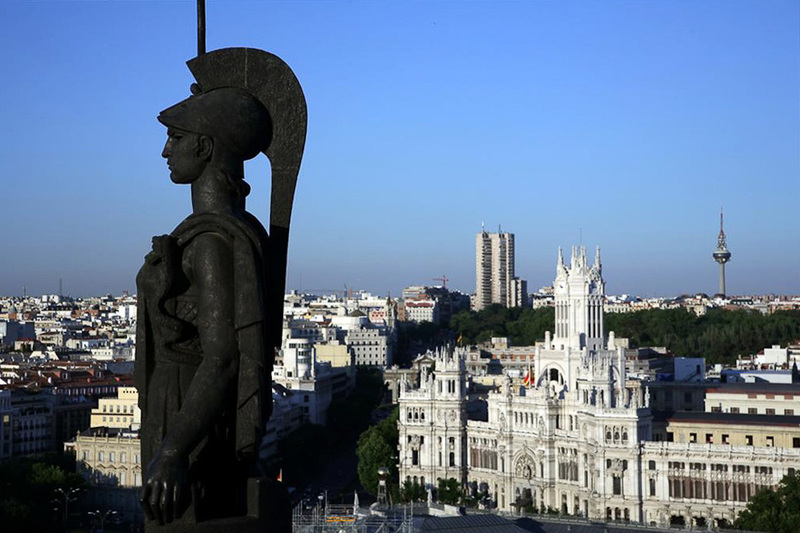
172;213;267;256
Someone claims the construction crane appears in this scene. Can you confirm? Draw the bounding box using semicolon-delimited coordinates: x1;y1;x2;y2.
432;275;449;288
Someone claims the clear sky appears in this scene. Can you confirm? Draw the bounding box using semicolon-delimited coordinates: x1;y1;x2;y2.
0;1;798;299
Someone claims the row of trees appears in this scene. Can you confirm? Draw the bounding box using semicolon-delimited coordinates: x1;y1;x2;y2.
0;454;86;533
606;307;800;365
274;367;387;490
449;305;554;347
448;305;800;366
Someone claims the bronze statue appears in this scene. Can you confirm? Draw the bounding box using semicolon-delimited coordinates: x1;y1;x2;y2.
134;48;306;531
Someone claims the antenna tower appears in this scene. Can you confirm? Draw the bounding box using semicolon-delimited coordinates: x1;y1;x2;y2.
712;208;732;296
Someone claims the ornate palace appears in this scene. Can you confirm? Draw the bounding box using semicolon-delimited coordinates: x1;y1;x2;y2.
399;246;800;528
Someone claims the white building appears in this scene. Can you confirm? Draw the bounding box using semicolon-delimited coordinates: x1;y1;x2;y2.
405;299;439;324
272;336;355;425
399;246;800;528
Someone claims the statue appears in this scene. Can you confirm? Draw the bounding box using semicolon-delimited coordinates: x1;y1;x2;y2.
134;47;306;531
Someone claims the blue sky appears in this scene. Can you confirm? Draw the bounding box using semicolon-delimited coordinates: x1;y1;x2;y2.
0;1;798;298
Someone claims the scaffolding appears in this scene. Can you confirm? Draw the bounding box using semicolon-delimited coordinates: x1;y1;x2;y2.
292;503;413;533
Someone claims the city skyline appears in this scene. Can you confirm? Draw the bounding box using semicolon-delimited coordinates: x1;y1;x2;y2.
1;1;798;298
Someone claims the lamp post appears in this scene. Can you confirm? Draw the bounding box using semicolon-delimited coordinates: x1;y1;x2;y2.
88;509;118;533
54;487;81;531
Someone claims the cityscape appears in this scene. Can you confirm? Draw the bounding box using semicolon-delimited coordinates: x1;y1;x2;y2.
1;220;799;532
1;2;799;533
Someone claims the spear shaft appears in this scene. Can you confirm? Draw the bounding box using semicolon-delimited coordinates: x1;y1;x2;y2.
197;0;206;56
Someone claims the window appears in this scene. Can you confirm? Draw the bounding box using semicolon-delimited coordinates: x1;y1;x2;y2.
613;476;622;495
706;433;713;444
689;433;697;443
711;406;721;413
449;452;455;467
120;452;126;463
748;408;758;415
722;434;729;444
766;409;776;415
98;452;104;462
109;452;115;462
766;436;774;447
82;451;88;460
649;478;656;496
794;438;800;449
786;409;794;416
746;435;753;446
134;454;140;464
649;461;656;470
730;407;740;414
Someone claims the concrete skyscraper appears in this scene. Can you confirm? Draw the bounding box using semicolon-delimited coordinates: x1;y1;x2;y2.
474;229;527;310
712;209;732;296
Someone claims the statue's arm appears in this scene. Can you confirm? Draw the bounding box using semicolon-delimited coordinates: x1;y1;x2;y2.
141;232;237;524
163;231;237;453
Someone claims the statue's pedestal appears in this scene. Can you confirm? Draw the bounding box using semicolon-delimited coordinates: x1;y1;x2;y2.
146;478;291;533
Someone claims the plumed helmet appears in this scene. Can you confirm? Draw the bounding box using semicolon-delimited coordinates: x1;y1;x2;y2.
158;87;272;161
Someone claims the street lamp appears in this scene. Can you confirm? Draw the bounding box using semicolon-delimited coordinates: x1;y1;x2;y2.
88;509;118;533
53;487;82;530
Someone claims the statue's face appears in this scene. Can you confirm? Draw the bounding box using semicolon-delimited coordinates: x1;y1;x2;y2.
162;127;207;184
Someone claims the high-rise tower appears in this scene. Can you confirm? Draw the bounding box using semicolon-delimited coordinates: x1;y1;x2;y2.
474;229;527;310
712;209;732;296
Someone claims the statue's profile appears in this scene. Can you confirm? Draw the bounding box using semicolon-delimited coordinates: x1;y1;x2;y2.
134;47;306;532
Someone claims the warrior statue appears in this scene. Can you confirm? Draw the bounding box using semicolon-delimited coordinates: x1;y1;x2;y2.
134;47;306;531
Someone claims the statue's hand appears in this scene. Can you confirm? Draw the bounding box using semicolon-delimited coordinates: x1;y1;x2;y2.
141;448;188;524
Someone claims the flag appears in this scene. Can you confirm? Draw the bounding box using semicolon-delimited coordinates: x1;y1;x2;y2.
457;333;463;345
523;371;531;387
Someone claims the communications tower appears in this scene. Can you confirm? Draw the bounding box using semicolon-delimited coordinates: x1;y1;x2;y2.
712;209;732;296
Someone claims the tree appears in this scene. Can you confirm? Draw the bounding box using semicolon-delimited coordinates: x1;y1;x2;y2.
399;479;426;503
356;427;394;496
735;472;800;533
355;408;399;497
436;477;462;505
